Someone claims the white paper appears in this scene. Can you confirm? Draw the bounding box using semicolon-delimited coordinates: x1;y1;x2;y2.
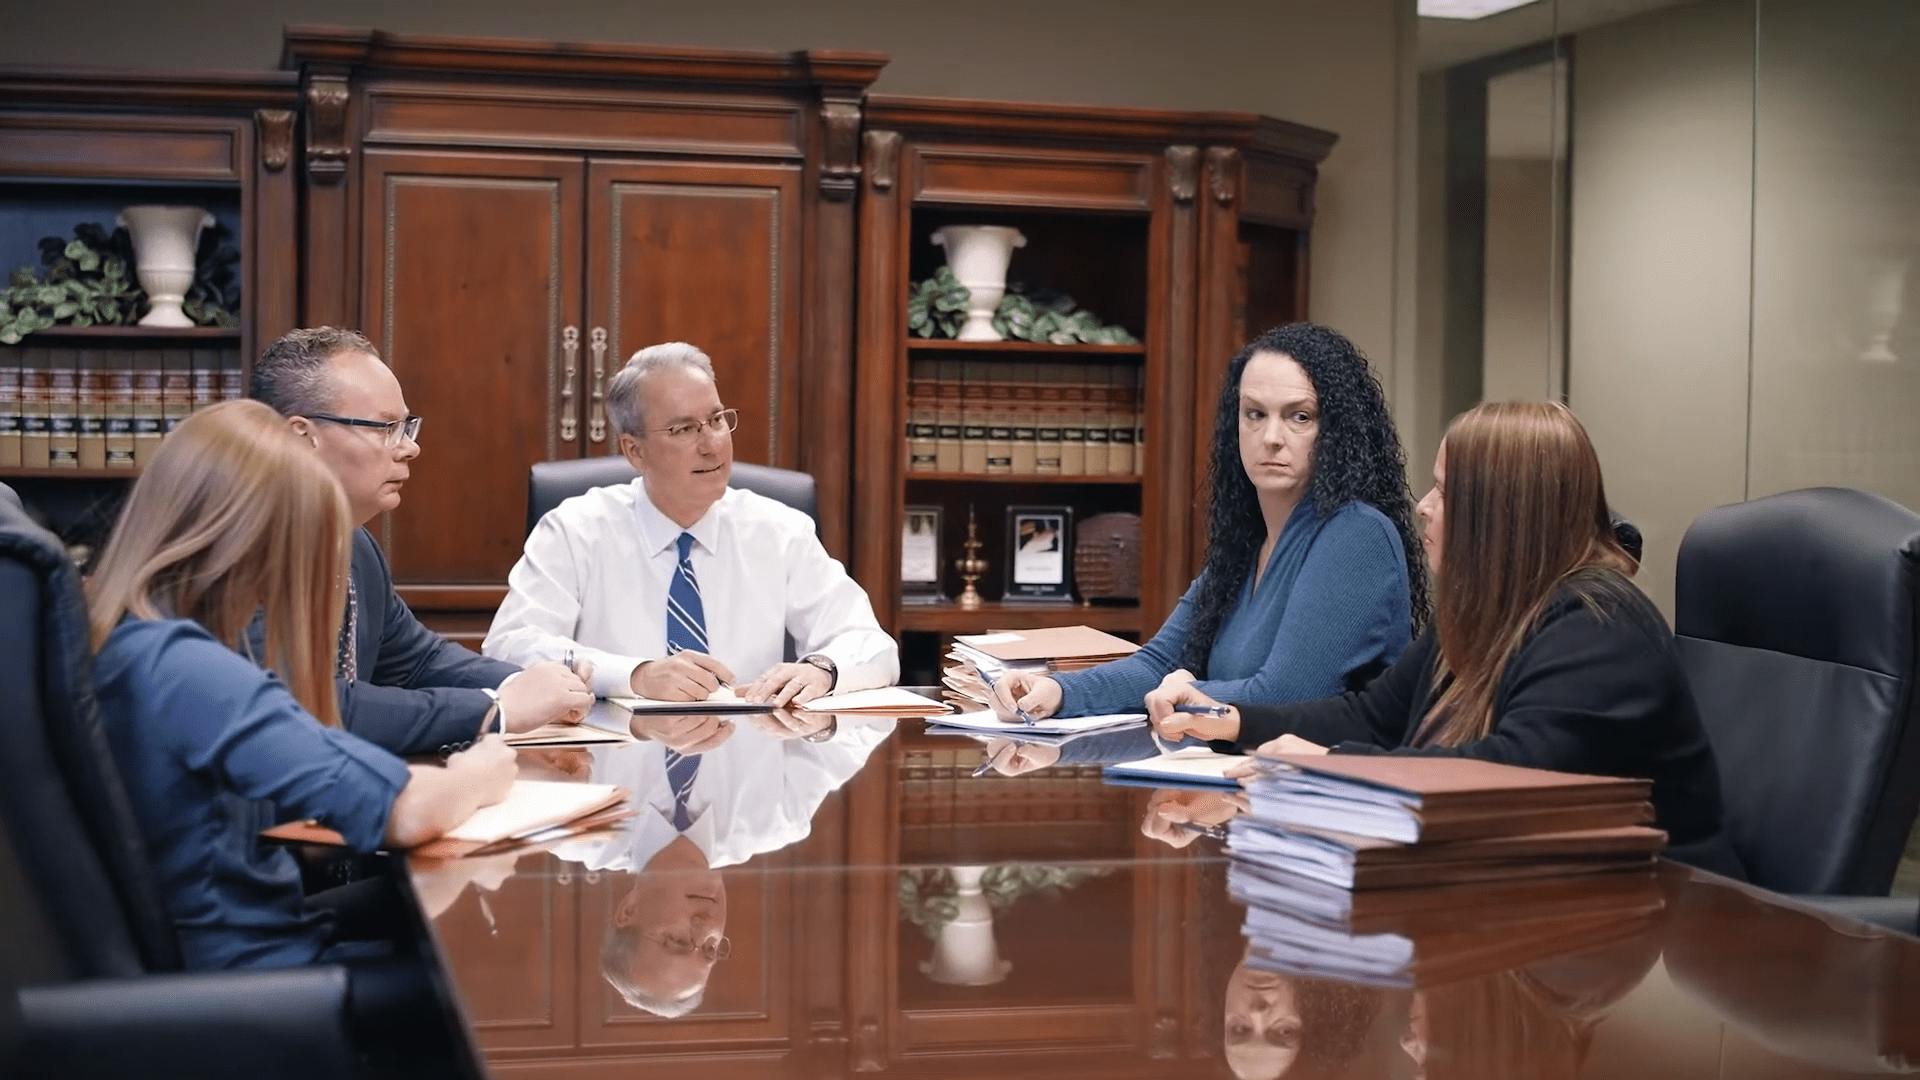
606;686;774;713
955;632;1023;646
927;708;1146;736
1106;746;1244;786
446;781;623;844
800;686;949;714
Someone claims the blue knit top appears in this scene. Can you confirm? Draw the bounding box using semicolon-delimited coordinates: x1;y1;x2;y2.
1052;499;1412;717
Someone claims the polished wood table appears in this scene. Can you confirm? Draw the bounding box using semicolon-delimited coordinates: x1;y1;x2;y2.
404;709;1920;1079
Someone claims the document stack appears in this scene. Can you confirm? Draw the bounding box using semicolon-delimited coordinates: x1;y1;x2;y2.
1230;859;1666;988
939;625;1137;710
1228;754;1666;891
266;780;632;859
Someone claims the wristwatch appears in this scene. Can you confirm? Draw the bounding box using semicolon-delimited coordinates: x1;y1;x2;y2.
799;653;838;691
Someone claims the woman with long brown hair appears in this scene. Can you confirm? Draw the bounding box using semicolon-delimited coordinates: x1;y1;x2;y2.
1153;401;1736;871
88;399;517;970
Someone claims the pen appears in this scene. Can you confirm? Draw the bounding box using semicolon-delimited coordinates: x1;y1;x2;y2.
564;648;578;676
971;746;1004;778
1170;820;1228;841
1173;703;1233;718
668;642;730;688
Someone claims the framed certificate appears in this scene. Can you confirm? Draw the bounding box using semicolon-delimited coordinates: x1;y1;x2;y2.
1006;505;1073;601
901;505;946;602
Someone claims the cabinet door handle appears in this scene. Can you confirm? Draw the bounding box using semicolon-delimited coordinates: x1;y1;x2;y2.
588;327;609;443
559;325;579;442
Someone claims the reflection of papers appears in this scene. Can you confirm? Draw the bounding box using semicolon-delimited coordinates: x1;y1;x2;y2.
800;686;951;715
927;708;1145;737
607;686;774;713
1103;746;1242;789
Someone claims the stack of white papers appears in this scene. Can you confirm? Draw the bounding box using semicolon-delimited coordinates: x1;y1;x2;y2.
1103;746;1244;788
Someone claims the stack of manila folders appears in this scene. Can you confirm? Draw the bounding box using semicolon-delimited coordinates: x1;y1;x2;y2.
263;780;633;859
1228;753;1667;986
941;625;1138;711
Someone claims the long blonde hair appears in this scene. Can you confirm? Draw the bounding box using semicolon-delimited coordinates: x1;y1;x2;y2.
86;399;351;727
1419;402;1635;748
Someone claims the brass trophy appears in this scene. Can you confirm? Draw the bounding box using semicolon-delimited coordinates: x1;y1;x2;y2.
954;505;989;610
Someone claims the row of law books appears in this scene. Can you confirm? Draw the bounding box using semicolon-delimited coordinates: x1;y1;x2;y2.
906;359;1144;477
0;346;246;469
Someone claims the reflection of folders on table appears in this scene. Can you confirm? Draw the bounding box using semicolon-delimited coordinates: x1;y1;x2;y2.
1227;822;1667;890
263;781;631;859
1234;863;1666;988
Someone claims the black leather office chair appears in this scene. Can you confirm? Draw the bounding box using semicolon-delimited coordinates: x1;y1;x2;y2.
1609;511;1644;565
526;456;817;538
1674;488;1920;926
0;492;474;1077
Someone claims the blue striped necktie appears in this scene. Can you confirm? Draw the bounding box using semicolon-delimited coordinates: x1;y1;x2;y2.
664;747;700;831
666;532;708;655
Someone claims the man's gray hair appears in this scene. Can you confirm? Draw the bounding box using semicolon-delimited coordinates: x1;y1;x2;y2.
599;923;706;1018
606;341;717;438
252;326;378;417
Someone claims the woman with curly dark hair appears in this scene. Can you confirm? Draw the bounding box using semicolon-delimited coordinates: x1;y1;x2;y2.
989;322;1426;722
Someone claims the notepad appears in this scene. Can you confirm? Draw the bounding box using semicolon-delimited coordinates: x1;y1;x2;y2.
607;686;774;713
1103;746;1244;789
799;686;953;715
926;708;1146;737
443;780;626;845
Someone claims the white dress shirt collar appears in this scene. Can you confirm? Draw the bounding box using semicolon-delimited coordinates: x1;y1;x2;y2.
631;478;725;558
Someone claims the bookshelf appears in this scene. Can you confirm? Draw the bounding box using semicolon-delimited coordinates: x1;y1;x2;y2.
850;98;1335;684
0;68;299;556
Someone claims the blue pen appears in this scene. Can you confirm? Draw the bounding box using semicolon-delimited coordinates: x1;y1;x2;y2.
1173;703;1233;718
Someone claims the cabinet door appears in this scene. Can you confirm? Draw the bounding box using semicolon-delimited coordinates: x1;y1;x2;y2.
586;160;802;468
360;150;585;612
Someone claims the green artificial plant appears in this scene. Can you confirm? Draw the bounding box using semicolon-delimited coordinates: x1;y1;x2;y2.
0;224;142;344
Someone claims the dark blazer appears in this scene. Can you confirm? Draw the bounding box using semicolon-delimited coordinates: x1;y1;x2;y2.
249;528;519;757
1230;572;1740;875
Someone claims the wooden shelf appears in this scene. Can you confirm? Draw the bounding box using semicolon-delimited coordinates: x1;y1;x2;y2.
897;601;1140;636
906;339;1144;357
1;467;139;480
906;471;1141;486
15;325;239;342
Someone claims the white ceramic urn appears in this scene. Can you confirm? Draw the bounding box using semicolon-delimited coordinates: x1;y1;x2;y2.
919;865;1013;986
118;205;214;328
931;225;1027;341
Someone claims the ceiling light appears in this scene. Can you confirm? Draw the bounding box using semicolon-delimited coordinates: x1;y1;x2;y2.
1418;0;1541;19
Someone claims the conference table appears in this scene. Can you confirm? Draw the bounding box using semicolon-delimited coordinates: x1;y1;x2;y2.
401;699;1920;1079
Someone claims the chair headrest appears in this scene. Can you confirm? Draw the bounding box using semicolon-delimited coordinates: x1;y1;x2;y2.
1676;487;1920;676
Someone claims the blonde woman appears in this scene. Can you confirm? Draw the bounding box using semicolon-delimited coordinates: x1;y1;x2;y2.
87;399;517;970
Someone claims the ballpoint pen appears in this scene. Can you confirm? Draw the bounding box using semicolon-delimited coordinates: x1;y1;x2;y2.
976;666;1038;726
1169;819;1228;841
1172;703;1233;718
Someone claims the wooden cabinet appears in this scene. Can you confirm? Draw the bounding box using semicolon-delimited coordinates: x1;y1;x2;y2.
848;99;1334;680
286;28;882;642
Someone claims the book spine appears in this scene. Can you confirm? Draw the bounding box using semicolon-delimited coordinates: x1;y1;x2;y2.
906;357;937;473
934;359;963;472
76;348;107;469
960;360;989;474
46;348;79;468
105;351;135;469
1009;362;1038;475
1034;362;1063;475
220;348;242;403
1109;365;1137;476
132;354;164;467
1081;365;1110;476
166;349;197;434
984;369;1014;476
0;345;21;468
1058;362;1086;476
191;347;217;413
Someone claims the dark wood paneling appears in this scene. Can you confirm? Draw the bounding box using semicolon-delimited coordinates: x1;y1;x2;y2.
850;129;906;629
365;85;805;158
442;864;579;1053
0;114;243;181
360;149;585;590
586;159;802;468
912;146;1154;212
1142;148;1199;632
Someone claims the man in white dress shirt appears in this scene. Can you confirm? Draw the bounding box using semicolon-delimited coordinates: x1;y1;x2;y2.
483;341;899;706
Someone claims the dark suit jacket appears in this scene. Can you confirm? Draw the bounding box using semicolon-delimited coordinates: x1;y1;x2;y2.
1229;572;1741;876
249;528;519;757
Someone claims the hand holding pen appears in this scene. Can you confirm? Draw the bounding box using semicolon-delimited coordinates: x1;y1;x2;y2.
984;669;1063;726
1147;683;1241;744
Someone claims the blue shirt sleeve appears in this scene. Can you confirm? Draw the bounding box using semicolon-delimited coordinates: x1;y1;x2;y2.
1051;575;1204;717
1193;505;1411;706
145;627;412;852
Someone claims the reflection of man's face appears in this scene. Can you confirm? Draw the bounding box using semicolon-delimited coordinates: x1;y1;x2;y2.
1224;960;1303;1079
609;840;729;1014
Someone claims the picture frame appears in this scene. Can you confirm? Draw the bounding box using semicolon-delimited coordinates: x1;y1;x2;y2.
1005;505;1074;601
901;505;946;602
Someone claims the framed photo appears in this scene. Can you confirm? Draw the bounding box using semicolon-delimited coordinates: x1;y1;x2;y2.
1006;505;1074;601
901;505;946;602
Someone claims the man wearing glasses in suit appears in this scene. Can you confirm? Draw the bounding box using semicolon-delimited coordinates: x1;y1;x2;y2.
251;327;593;756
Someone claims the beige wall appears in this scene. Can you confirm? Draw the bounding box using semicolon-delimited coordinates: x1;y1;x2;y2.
0;0;1416;399
1567;0;1756;612
1483;156;1559;402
